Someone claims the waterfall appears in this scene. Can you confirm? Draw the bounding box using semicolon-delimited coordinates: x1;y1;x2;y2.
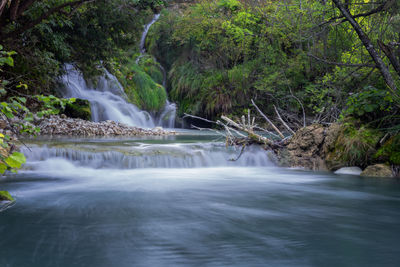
136;13;177;128
21;142;274;169
136;14;161;64
59;14;176;128
60;64;156;128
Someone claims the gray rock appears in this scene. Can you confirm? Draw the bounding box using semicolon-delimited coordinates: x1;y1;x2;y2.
361;164;393;178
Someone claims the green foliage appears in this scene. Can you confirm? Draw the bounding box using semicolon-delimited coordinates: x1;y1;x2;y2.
0;133;26;175
1;0;166;95
35;95;76;118
344;86;394;121
147;0;399;125
375;135;400;165
0;45;16;67
0;190;14;201
110;56;167;112
326;123;382;168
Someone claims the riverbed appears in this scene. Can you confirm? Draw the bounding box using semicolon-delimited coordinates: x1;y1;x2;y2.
1;131;400;266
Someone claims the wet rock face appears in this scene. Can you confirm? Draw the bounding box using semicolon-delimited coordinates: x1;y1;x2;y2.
37;115;172;136
280;124;327;170
361;164;394;178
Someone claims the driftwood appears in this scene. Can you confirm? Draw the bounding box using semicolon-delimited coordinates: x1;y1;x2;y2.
184;101;296;151
250;99;285;139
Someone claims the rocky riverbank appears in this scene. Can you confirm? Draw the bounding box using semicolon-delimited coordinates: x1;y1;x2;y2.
0;114;174;137
277;123;399;178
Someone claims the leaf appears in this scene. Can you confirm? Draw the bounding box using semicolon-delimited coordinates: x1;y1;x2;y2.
4;152;26;169
0;163;6;174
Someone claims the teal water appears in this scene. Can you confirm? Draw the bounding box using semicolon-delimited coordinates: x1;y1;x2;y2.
1;132;400;267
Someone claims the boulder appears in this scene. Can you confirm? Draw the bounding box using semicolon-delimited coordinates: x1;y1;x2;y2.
63;99;92;120
281;124;327;170
361;164;393;178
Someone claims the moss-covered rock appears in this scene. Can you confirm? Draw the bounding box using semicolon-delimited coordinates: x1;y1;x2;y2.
323;123;381;170
361;164;393;178
374;134;400;165
113;57;167;113
0;191;14;201
63;99;91;120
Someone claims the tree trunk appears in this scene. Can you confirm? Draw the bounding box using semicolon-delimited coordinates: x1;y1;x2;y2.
0;0;7;18
378;40;400;77
332;0;399;98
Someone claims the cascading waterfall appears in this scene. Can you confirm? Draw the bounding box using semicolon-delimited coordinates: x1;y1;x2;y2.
136;14;161;64
59;14;176;128
60;64;156;128
21;141;274;169
136;13;177;128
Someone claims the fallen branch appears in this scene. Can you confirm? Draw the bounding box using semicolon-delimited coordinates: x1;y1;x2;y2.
274;105;295;135
251;99;285;139
221;115;273;145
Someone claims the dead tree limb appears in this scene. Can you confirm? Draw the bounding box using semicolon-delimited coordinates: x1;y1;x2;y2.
273;105;295;135
221;115;274;145
251;99;285;139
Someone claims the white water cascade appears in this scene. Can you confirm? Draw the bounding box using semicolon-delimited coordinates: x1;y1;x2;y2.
59;14;176;128
60;64;156;128
21;141;274;169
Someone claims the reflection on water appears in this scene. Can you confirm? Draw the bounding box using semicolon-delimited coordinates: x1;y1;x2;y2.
1;133;400;266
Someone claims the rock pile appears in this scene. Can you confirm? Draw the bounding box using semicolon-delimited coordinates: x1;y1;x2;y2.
0;115;173;137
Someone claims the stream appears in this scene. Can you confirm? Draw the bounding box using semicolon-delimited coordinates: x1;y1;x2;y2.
1;131;400;266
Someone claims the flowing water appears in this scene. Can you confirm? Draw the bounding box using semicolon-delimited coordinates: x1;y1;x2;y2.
1;131;400;267
60;64;156;128
59;14;176;129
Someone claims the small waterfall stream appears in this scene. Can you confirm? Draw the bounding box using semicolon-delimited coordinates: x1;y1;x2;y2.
59;13;176;128
136;13;177;127
60;64;156;128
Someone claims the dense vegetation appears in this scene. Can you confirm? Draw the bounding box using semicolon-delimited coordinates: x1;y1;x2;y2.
147;0;399;126
1;0;400;175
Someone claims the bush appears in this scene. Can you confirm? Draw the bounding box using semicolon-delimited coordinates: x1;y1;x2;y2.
343;86;394;122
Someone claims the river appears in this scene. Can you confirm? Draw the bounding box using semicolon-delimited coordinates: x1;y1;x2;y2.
1;131;400;267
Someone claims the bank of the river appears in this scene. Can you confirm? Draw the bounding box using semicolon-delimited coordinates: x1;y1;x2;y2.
0;115;174;138
278;123;399;178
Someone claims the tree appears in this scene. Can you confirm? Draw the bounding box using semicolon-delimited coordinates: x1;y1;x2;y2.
331;0;399;99
0;0;94;40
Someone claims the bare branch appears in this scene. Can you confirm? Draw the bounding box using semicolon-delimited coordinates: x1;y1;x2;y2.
307;53;376;68
251;99;285;139
274;105;295;135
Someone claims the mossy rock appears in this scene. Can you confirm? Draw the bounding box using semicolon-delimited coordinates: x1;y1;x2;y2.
324;123;382;170
63;99;92;120
117;60;167;113
0;191;14;201
361;164;393;178
375;134;400;165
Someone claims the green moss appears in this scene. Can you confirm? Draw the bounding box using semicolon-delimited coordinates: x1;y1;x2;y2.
115;57;167;113
375;134;400;165
325;123;382;169
0;191;14;201
63;99;92;120
138;56;164;85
